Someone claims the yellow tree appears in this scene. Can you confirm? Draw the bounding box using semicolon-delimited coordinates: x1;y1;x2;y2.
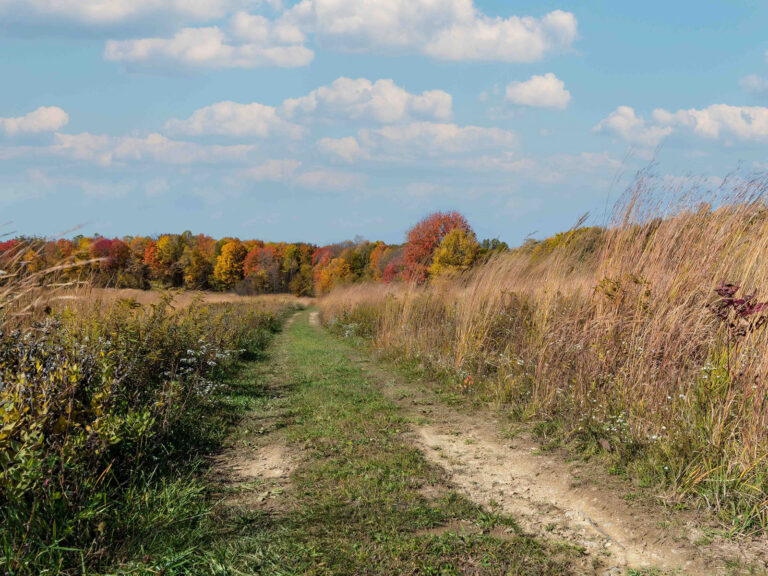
315;257;351;295
214;240;248;289
428;229;480;277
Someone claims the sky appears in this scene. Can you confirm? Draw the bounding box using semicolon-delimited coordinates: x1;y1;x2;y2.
2;1;768;245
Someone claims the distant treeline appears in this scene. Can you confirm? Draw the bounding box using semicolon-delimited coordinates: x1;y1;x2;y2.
0;211;510;296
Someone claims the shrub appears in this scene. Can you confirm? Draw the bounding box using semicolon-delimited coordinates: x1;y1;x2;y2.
0;293;292;574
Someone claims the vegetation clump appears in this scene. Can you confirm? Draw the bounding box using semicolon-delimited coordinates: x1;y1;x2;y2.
0;259;296;574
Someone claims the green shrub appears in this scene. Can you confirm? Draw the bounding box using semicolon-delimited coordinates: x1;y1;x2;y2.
0;296;289;575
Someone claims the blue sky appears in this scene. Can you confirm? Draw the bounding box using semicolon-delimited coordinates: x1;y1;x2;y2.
2;1;768;245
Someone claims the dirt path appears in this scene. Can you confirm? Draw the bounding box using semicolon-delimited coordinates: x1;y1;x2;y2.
329;329;768;575
203;309;582;574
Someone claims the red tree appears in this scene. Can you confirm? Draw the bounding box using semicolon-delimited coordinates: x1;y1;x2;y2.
90;237;130;271
143;241;163;279
0;239;20;253
402;211;471;283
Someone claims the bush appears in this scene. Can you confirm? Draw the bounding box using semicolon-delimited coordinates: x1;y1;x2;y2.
0;295;290;574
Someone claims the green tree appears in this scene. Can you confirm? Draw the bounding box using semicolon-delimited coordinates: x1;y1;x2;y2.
289;263;315;297
184;248;214;289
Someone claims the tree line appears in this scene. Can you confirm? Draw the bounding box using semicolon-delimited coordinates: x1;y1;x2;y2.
0;211;508;296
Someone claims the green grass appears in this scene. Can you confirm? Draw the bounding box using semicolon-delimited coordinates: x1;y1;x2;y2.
107;309;577;575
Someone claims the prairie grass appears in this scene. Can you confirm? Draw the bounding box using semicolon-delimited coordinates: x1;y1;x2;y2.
320;171;768;533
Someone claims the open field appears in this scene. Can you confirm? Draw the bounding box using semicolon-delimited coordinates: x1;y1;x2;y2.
58;287;313;309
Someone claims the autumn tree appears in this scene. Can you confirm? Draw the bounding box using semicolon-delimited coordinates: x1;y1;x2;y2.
402;211;472;283
368;242;389;280
183;248;214;289
289;263;314;297
315;257;351;295
155;234;186;285
244;245;281;293
143;241;163;280
428;228;480;276
214;239;248;289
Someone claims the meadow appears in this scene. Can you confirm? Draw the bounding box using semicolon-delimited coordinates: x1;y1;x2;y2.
319;173;768;535
4;172;768;574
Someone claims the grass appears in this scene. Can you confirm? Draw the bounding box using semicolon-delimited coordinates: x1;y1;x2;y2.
318;172;768;533
116;309;578;575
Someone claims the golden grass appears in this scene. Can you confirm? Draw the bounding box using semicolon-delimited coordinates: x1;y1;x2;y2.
56;287;310;309
319;172;768;531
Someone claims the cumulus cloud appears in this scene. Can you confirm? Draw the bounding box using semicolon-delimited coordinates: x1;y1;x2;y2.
0;106;69;136
95;1;576;69
424;9;577;62
230;11;305;44
164;77;452;140
165;101;305;138
281;77;452;123
596;104;768;146
51;132;255;166
594;106;672;147
505;73;570;109
317;137;367;163
284;0;577;62
104;22;313;69
653;105;768;141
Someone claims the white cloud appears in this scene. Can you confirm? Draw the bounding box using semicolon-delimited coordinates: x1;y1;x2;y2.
281;77;452;123
165;77;452;140
51;132;255;166
358;122;517;156
424;9;577;62
104;23;313;69
505;73;570;109
317;137;367;163
0;106;69;136
0;0;252;25
594;106;672;147
165;101;305;138
284;0;577;62
597;104;768;147
230;11;305;44
652;104;768;141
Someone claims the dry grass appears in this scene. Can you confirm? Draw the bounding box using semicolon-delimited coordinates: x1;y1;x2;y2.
55;286;311;310
320;171;768;533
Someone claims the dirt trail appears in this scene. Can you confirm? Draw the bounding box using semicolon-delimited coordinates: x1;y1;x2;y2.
335;347;768;575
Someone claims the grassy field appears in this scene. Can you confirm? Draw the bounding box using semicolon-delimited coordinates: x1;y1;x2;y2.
318;184;768;536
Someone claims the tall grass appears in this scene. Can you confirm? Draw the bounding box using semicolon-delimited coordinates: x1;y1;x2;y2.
0;243;300;574
320;171;768;533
